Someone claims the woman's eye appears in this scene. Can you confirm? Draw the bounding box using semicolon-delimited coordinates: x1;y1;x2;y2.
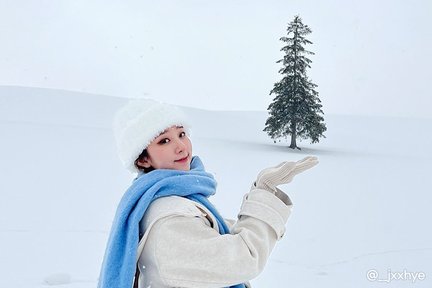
158;138;170;144
179;131;186;137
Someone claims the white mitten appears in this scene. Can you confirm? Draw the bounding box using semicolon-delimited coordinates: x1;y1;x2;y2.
255;156;319;193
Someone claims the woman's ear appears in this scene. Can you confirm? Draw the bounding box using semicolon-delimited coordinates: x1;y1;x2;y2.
136;157;152;168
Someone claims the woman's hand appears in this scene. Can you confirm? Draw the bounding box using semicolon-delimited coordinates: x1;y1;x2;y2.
255;156;319;194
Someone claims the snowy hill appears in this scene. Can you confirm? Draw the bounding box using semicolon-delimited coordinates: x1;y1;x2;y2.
1;86;431;288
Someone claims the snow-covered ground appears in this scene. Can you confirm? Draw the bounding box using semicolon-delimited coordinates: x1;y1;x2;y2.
1;86;431;287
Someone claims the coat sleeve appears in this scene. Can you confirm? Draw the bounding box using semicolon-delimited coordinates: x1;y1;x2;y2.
146;187;292;288
224;218;236;230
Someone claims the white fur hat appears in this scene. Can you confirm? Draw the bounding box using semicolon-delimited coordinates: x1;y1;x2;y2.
113;99;191;173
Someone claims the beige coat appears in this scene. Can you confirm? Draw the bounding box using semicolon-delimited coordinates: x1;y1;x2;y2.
136;187;293;288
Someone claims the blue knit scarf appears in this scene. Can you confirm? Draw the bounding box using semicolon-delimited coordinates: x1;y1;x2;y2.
98;156;245;288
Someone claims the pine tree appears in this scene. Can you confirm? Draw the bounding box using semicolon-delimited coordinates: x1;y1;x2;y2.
264;15;326;150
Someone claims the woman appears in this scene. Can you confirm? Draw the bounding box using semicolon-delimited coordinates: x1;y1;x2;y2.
98;99;318;288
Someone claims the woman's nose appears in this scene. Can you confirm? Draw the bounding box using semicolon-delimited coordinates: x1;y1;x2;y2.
174;138;186;153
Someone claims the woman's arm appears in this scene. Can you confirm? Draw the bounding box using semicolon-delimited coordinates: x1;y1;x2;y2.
142;187;292;288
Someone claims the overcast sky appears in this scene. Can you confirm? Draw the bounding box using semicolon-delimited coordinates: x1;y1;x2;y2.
0;0;431;118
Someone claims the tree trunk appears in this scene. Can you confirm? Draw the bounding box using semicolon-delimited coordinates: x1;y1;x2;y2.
289;122;299;149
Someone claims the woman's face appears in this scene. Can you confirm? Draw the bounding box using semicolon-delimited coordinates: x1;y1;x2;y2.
137;126;192;171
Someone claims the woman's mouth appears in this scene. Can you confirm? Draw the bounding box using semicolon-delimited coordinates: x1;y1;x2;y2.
175;155;189;163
